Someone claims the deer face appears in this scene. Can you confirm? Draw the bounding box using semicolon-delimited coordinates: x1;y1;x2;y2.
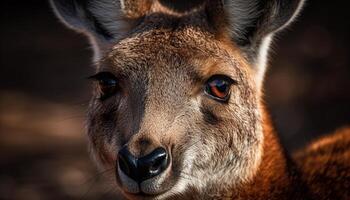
51;0;304;199
87;22;262;197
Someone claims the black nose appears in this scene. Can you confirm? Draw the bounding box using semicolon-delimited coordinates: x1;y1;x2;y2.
118;146;169;183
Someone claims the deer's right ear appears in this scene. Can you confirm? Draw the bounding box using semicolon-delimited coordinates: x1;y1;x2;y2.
218;0;305;88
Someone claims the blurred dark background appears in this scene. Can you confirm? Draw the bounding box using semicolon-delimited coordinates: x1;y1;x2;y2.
0;0;349;199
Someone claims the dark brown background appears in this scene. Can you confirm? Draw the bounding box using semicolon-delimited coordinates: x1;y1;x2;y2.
1;0;349;199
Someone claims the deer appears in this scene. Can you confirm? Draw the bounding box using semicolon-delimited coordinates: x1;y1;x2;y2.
50;0;350;199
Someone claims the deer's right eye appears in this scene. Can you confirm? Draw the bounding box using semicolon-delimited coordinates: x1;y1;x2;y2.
89;72;118;100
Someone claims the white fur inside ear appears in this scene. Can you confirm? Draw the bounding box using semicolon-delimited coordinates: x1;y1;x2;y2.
255;34;273;88
89;0;126;38
87;0;130;62
86;34;102;62
275;0;306;32
224;0;260;40
119;0;125;10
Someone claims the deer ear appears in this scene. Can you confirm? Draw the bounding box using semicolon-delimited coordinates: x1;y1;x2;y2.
50;0;151;59
222;0;305;84
50;0;124;59
50;0;127;40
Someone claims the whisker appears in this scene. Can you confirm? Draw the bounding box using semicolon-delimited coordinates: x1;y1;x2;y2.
81;168;115;186
101;183;119;199
79;168;115;200
80;181;97;200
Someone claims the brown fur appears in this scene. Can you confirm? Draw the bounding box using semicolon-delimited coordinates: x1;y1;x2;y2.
50;0;349;199
294;127;350;199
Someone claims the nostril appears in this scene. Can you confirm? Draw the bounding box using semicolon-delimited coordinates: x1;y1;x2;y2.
118;153;130;175
149;150;167;173
118;146;137;179
138;147;169;181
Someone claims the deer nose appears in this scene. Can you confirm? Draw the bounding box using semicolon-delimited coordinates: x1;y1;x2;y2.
118;146;169;183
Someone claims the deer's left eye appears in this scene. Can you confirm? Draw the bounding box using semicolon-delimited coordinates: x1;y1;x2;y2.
89;72;118;100
205;75;235;102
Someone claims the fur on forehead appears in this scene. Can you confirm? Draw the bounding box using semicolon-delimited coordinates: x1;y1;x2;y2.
97;30;255;93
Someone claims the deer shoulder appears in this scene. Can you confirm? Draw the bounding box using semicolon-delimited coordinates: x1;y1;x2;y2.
294;127;350;199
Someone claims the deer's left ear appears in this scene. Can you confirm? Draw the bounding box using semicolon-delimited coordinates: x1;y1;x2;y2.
219;0;305;84
50;0;152;59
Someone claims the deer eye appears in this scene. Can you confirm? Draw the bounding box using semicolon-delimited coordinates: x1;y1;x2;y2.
204;75;234;102
89;72;118;100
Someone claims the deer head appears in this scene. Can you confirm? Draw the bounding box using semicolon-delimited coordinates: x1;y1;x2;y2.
50;0;304;199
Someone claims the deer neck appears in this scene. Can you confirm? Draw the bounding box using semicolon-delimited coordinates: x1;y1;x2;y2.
233;107;308;200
